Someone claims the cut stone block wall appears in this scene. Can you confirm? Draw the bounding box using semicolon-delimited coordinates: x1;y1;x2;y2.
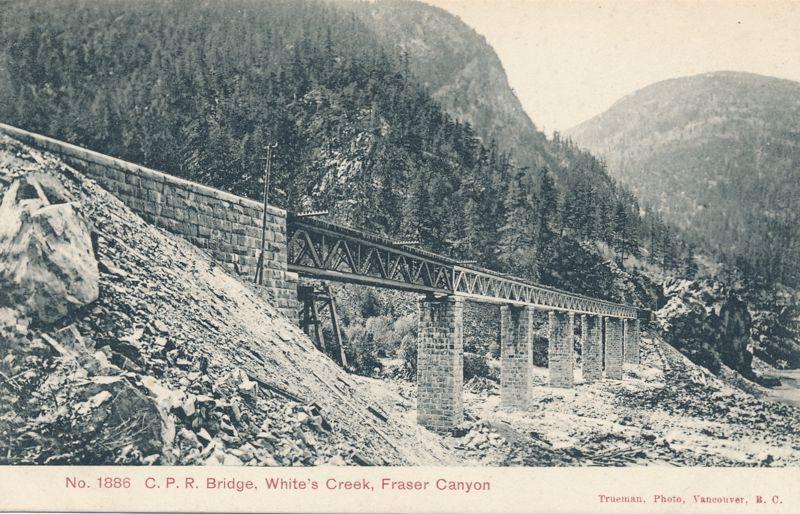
624;318;641;364
581;314;603;383
500;305;533;410
0;123;298;319
604;317;624;379
417;296;464;431
548;311;574;388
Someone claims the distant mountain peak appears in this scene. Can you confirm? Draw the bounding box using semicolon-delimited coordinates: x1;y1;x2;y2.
568;71;800;286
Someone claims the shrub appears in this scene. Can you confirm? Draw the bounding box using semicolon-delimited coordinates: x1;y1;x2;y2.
365;316;395;357
344;325;382;376
365;313;417;358
463;352;490;381
399;334;417;376
533;335;548;367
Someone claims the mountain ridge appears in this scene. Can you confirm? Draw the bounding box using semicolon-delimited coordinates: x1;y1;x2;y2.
576;70;800;129
567;70;800;288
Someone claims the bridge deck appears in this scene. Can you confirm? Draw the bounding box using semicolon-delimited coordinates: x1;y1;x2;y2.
287;214;642;319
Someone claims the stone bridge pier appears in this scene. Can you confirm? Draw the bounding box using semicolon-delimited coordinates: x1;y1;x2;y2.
416;295;464;431
500;305;534;409
624;318;641;364
604;317;624;379
548;311;575;388
581;314;603;383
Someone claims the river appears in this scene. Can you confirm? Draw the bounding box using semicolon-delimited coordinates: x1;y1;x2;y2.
762;369;800;408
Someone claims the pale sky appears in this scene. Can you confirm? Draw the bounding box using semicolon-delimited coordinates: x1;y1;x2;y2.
424;0;800;132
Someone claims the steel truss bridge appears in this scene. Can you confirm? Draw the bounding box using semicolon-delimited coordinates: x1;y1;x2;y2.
287;214;643;319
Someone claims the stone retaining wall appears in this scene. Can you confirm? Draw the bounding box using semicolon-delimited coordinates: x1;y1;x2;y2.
0;123;297;318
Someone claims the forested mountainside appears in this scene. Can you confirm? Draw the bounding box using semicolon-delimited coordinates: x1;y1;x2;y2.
346;0;551;170
0;0;690;303
568;71;800;290
350;1;633;228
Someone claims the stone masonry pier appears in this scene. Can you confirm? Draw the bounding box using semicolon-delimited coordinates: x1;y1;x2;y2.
604;317;624;380
581;314;603;383
624;318;641;364
500;306;533;409
548;311;574;388
416;296;465;431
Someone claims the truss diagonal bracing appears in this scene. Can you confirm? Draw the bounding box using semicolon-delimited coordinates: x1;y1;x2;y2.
287;214;642;319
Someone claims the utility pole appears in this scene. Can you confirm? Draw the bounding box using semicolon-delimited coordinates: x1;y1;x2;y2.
254;142;277;285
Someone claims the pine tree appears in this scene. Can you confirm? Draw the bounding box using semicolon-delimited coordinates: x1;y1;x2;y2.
611;200;630;264
497;167;540;279
534;168;559;266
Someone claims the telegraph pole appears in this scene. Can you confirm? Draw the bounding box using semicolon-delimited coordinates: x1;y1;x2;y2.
255;142;277;285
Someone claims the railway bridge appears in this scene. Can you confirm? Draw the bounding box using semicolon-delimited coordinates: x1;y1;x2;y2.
287;214;645;430
0;123;647;432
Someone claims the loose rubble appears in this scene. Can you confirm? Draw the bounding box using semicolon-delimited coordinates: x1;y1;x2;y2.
464;376;498;396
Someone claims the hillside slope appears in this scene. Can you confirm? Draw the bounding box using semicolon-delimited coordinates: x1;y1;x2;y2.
345;0;702;292
351;1;633;198
568;71;800;287
0;135;454;465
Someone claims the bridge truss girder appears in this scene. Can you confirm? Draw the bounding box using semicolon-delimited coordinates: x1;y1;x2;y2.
286;215;641;319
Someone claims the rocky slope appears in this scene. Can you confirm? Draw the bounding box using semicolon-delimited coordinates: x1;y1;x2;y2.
656;276;800;374
0;135;455;465
751;286;800;369
567;71;800;288
656;278;751;375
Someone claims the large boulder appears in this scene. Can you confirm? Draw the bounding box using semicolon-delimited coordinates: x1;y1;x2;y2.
0;174;99;336
74;375;176;462
17;368;177;464
657;278;753;377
